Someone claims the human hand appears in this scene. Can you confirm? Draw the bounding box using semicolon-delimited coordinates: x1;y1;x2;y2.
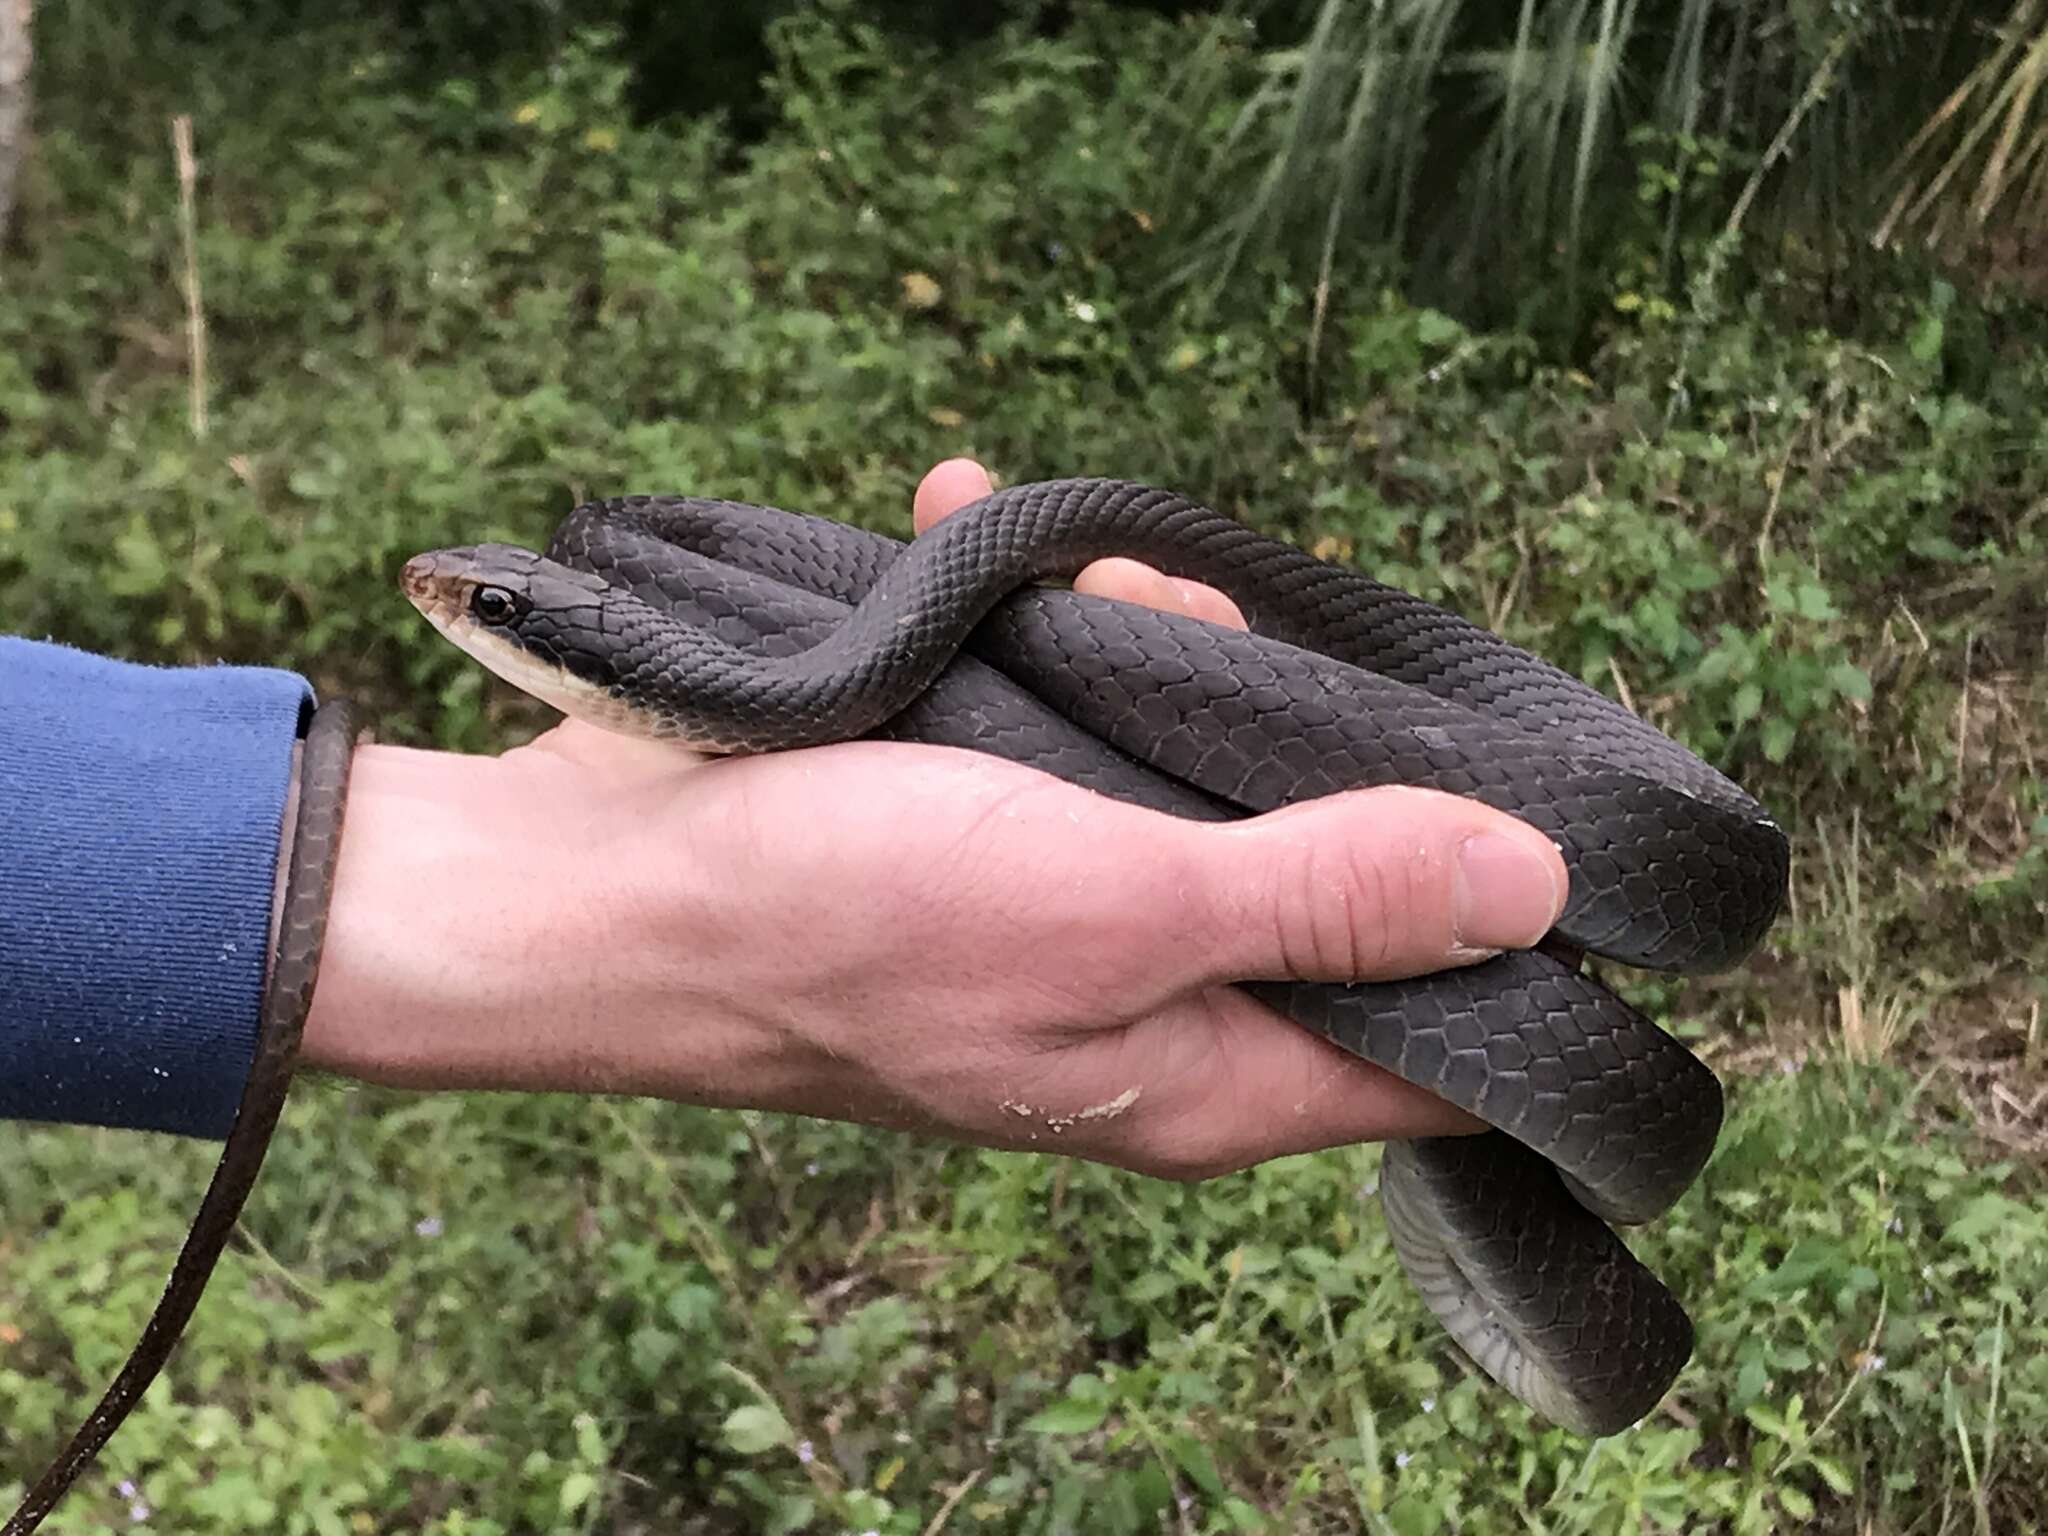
303;461;1566;1177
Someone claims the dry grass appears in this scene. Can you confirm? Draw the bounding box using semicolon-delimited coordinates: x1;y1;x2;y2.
1703;646;2046;1167
1877;0;2048;253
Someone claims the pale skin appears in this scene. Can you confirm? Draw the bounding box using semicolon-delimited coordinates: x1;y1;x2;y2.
301;459;1568;1179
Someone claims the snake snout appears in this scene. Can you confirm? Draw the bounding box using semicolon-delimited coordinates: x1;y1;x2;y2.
399;552;442;604
399;551;481;622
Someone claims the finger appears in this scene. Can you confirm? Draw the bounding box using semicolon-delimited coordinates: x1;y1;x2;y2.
1171;785;1568;982
912;458;995;532
913;463;1247;628
1073;557;1249;631
1003;987;1484;1180
1128;996;1489;1176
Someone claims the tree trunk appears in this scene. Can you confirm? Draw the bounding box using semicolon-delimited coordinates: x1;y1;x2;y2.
0;0;31;246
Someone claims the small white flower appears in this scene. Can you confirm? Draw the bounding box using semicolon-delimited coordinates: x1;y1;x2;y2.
1420;1397;1436;1414
805;1161;820;1175
117;1481;137;1499
415;1216;443;1239
795;1440;814;1464
1885;1217;1903;1234
1394;1451;1411;1469
129;1502;152;1523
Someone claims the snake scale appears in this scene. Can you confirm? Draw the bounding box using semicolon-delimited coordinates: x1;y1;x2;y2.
402;478;1790;1434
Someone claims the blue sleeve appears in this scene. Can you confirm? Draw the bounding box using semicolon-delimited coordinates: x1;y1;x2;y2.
1;636;315;1138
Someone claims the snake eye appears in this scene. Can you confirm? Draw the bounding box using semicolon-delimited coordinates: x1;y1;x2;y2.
470;585;521;625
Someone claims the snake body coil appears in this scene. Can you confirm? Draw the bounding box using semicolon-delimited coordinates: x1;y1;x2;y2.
404;479;1789;1434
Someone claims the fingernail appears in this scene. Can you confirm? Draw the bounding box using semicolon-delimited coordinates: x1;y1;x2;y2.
1454;832;1564;950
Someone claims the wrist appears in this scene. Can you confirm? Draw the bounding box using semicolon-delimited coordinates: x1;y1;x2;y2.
298;742;812;1104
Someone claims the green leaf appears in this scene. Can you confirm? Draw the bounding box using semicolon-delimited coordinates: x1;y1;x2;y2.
1734;1358;1771;1402
765;1495;818;1536
1131;1461;1174;1515
666;1282;719;1331
1225;1497;1268;1532
1127;1271;1179;1303
1948;1192;2020;1245
1389;1492;1440;1536
1414;309;1464;346
1827;662;1872;702
1168;1432;1225;1497
1778;1484;1815;1520
1745;1403;1789;1438
722;1402;794;1455
1024;1394;1110;1434
1795;583;1838;622
629;1324;678;1377
1761;717;1798;763
558;1470;598;1515
1732;681;1763;726
1812;1455;1854;1495
104;517;170;598
1908;312;1944;365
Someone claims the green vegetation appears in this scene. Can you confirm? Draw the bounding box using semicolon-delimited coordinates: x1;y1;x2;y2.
2;5;2042;1532
1161;0;2048;341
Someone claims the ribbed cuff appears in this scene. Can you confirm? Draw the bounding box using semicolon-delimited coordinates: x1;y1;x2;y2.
1;637;314;1137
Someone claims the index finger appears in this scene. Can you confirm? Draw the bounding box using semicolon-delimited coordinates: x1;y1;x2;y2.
911;460;1248;630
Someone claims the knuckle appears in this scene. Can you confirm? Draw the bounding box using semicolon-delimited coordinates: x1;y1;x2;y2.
1266;834;1406;980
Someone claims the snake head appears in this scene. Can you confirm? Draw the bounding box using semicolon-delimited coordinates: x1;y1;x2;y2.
399;544;671;737
400;544;611;628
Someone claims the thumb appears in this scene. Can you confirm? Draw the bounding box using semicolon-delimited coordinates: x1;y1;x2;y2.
1170;787;1568;984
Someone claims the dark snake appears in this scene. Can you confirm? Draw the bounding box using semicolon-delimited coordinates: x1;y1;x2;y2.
395;478;1789;1435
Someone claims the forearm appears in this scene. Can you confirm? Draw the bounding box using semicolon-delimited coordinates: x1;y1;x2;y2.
297;742;821;1109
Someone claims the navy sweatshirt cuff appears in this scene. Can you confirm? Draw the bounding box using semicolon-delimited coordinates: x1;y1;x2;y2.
1;636;315;1137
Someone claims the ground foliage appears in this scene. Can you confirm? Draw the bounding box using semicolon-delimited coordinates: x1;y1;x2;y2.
1;6;2044;1534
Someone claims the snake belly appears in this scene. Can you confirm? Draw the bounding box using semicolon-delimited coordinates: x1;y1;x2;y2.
412;479;1789;1435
